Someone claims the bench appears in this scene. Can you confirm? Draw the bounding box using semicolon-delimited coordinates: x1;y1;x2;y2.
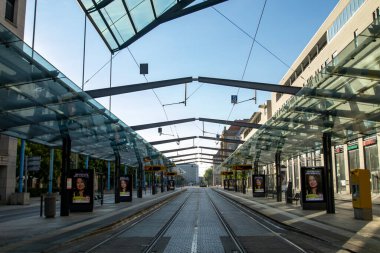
292;193;300;205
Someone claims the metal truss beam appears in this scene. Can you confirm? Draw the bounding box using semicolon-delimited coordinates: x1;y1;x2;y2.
199;136;244;144
197;76;301;95
86;77;194;98
131;117;261;131
167;153;198;159
167;152;228;159
150;136;244;145
162;0;228;23
198;118;261;128
131;118;196;130
198;146;235;153
160;146;235;154
160;146;197;154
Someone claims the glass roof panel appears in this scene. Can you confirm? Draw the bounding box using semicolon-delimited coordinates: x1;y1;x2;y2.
0;23;170;165
153;0;177;17
129;0;155;31
221;20;380;167
77;0;191;52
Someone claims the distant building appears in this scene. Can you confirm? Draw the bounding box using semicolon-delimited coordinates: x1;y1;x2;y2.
213;120;248;186
176;163;199;185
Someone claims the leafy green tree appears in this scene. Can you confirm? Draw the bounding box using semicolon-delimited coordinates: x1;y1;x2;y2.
204;167;213;186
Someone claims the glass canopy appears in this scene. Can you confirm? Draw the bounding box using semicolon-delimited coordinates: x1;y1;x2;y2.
0;23;172;167
221;20;380;167
78;0;192;52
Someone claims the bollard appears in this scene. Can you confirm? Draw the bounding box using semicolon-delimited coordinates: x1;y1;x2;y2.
40;195;43;217
44;193;56;218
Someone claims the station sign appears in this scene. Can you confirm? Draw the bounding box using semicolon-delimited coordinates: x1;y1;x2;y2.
165;171;177;176
363;135;377;147
143;156;152;162
232;165;252;170
144;165;165;172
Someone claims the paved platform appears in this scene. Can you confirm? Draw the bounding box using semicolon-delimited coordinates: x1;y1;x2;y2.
215;187;380;253
0;189;185;252
1;187;379;252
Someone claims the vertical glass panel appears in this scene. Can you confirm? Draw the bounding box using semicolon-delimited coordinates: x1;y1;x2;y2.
335;152;346;192
294;157;299;189
365;145;379;172
348;149;360;170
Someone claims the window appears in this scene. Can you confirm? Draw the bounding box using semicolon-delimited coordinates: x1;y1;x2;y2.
5;0;16;23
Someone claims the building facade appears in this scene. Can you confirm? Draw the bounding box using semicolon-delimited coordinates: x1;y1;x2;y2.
214;121;247;186
0;0;26;204
176;163;199;185
268;0;380;194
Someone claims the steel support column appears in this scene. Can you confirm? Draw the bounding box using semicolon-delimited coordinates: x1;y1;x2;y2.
114;152;120;203
160;171;164;193
254;160;259;175
275;151;282;202
48;148;54;193
61;135;71;216
18;139;26;193
132;141;143;198
322;133;335;213
107;161;111;191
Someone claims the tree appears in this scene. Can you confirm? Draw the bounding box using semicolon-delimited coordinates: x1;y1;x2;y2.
204;167;213;186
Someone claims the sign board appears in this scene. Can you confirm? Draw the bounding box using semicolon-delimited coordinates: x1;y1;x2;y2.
120;175;133;202
300;166;326;210
168;180;175;190
27;156;41;171
232;165;252;170
144;165;165;172
221;171;233;176
143;156;152;162
165;172;177;176
252;175;265;197
231;95;238;104
70;170;94;212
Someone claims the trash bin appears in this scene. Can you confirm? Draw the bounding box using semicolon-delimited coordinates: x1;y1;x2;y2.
44;194;56;218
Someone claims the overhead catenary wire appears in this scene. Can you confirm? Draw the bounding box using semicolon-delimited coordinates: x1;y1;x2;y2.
216;0;268;135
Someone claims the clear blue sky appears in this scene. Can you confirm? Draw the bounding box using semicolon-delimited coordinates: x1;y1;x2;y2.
24;0;339;176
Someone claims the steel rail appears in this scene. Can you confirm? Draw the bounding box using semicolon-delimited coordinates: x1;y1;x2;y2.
205;190;247;253
213;189;308;253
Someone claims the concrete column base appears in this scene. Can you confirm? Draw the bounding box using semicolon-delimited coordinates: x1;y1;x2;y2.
8;192;30;205
354;208;373;221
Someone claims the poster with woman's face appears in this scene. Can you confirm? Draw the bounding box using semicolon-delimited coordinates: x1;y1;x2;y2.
120;176;131;197
254;176;264;193
72;173;90;203
305;169;324;201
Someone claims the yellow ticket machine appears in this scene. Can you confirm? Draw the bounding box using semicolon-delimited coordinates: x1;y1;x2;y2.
350;169;372;220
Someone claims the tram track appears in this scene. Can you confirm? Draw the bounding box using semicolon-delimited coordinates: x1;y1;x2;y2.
210;189;308;253
206;190;246;253
64;191;193;253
